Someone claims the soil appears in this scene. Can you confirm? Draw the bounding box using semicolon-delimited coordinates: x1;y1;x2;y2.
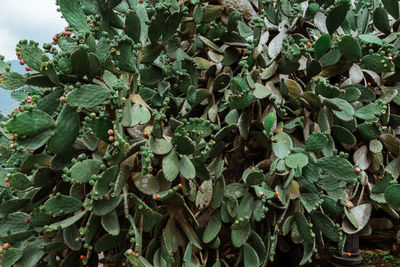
360;249;400;267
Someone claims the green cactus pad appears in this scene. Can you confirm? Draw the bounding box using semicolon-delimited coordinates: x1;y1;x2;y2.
36;89;63;115
228;93;256;110
6;109;55;137
331;125;356;145
9;172;31;190
125;10;141;43
299;239;315;266
0;72;26;90
92;195;123;216
342;204;372;234
46;210;87;231
162;150;180;181
326;0;350;34
210;176;225;209
202;211;221;244
93;230;128;252
315;80;340;98
174;135;195;155
126;254;152;267
121;102;151;127
94;165;119;196
305;132;328;152
357;122;381;140
1;247;23;267
101;210;120;236
354;102;384;120
70;48;90;78
20;43;43;72
295;212;314;244
179;155;196;179
373;7;391;34
361;54;395;72
162;12;183;43
243;243;259;267
16;129;53;150
58;0;89;32
322;196;344;216
319;49;341;68
299;193;323;213
314;34;330;60
323;97;354;121
48;105;80;154
271;132;293;159
285;153;308;170
132;172;160;195
42;195;83;216
338;35;361;60
70;159;102;183
316;155;358;182
63;224;81;250
264;112;276;135
149;137;172;155
196;180;213;209
132;193;162;222
385;184;400;211
140;44;162;64
231;222;251;247
0;230;35;243
66;84;110;110
242;167;264;186
382;0;399;19
310;211;341;242
214;123;237;143
340;85;361;102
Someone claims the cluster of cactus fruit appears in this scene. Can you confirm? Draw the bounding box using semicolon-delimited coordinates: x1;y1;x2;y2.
1;0;400;266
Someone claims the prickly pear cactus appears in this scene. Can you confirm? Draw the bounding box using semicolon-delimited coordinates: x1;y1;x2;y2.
0;0;400;266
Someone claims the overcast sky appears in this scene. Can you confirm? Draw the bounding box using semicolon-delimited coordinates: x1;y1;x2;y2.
0;0;66;60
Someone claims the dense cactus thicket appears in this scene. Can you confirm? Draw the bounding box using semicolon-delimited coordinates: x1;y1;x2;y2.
1;0;400;266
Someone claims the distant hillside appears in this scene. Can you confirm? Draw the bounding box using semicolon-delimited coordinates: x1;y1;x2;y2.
0;60;26;114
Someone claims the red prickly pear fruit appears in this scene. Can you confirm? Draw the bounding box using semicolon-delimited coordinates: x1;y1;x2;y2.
25;218;30;224
3;243;10;250
354;167;361;174
4;177;10;183
19;60;25;65
25;66;31;71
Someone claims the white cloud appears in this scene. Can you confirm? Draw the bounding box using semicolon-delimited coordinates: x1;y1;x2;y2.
0;28;19;59
0;0;66;60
